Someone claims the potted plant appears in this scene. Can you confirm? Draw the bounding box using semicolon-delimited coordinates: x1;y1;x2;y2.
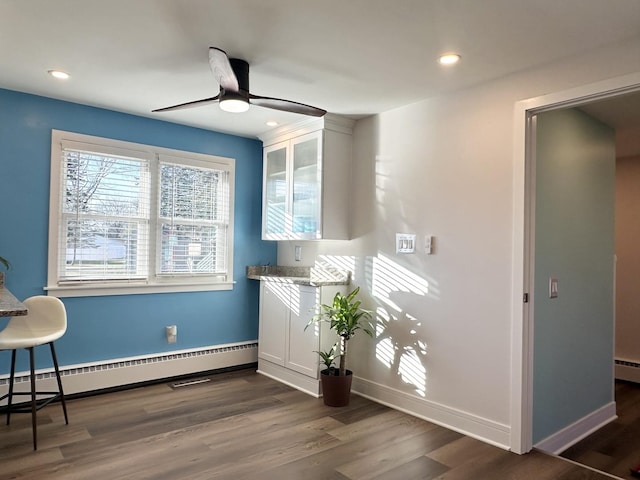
307;286;375;406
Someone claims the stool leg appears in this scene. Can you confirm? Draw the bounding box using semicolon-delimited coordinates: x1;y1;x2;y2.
28;347;37;450
6;349;16;425
49;342;68;424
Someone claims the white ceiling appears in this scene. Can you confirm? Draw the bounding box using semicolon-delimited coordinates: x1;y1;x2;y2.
580;92;640;130
2;0;640;138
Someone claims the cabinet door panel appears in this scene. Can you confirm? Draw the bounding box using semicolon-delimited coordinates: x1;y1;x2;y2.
286;286;320;378
291;132;321;237
258;282;288;365
263;143;288;237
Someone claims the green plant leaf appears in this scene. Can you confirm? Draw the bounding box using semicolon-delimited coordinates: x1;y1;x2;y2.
314;343;339;369
0;256;10;271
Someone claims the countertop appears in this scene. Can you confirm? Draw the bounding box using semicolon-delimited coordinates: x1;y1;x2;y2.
0;275;27;317
246;265;351;286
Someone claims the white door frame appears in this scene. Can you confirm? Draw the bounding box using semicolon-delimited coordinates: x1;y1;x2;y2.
510;71;640;454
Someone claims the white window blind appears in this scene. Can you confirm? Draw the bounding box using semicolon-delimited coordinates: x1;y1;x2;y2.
60;148;150;282
158;159;229;276
48;130;235;297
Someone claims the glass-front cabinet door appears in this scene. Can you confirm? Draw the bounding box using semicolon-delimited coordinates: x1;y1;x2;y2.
291;132;322;238
263;142;288;238
262;131;323;240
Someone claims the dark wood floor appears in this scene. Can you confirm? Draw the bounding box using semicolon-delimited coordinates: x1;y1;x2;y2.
562;380;640;480
0;368;618;479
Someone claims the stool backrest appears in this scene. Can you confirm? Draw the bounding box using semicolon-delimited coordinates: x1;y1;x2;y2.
20;295;67;338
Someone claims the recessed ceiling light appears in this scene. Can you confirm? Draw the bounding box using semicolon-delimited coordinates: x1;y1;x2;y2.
266;120;279;127
438;54;461;66
48;70;70;80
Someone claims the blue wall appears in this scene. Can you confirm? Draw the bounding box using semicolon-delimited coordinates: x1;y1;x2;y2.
0;88;276;372
532;108;615;443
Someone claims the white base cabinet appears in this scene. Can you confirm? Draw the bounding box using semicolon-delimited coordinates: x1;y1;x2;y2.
257;280;344;396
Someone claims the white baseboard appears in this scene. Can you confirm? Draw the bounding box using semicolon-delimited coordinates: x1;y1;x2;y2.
0;341;258;405
257;359;321;397
352;376;511;450
534;401;617;454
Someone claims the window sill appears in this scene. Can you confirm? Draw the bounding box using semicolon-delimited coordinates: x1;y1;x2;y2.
44;281;234;298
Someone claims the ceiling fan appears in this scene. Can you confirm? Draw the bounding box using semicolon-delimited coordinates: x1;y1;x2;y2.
153;47;327;117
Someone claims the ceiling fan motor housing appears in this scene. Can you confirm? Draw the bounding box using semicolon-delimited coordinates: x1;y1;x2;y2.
223;58;250;100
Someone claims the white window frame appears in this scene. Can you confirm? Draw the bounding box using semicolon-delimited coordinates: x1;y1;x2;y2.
47;130;235;297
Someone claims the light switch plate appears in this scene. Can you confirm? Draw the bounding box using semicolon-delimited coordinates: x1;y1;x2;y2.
549;277;558;299
396;234;416;254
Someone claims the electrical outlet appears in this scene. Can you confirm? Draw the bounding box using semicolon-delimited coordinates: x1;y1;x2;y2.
166;325;177;344
424;235;434;254
295;245;302;261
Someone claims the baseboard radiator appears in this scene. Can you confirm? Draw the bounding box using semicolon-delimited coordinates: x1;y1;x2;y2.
0;341;258;405
615;358;640;383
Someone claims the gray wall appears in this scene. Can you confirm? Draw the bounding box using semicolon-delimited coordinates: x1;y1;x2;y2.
532;108;615;443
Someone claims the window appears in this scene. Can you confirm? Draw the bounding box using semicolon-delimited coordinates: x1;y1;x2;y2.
47;130;235;297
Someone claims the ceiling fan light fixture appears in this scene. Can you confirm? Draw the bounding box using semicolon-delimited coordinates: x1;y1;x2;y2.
219;96;250;113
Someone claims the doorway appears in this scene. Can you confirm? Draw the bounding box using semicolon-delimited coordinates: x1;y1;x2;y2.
530;107;616;450
510;72;640;455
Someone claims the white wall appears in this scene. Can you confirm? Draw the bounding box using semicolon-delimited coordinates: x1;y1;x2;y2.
277;34;640;449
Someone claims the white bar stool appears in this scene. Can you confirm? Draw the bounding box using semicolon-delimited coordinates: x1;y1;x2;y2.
0;295;69;450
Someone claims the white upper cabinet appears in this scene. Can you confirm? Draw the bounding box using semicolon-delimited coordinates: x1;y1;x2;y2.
259;114;354;240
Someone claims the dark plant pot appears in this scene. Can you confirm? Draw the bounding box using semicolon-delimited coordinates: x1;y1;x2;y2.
320;368;353;407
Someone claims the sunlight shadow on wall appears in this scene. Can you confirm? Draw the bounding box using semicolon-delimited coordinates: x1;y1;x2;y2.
316;255;356;276
314;255;356;283
372;253;430;306
369;253;433;397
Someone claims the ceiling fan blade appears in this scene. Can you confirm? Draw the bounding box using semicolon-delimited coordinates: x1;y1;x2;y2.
249;94;327;117
209;47;239;92
152;95;220;113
